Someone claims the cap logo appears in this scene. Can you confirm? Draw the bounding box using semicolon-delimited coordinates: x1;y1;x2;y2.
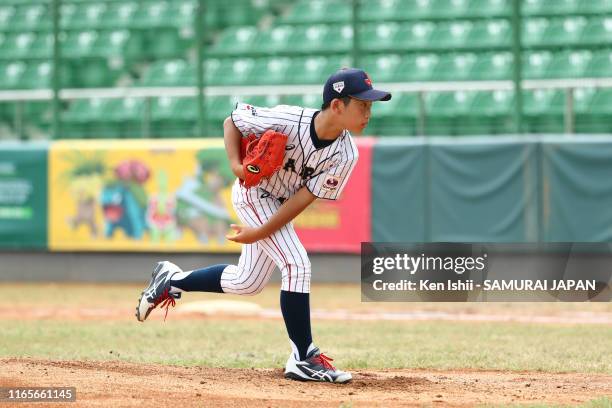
332;81;345;93
364;72;372;87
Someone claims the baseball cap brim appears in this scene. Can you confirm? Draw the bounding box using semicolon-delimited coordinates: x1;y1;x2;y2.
350;88;392;102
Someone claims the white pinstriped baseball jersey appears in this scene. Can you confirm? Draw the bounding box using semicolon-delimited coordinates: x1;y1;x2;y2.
219;103;359;294
231;103;359;201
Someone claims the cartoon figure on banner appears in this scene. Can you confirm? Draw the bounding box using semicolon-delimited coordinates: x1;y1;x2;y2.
102;159;150;239
146;170;178;243
60;151;106;238
176;150;234;243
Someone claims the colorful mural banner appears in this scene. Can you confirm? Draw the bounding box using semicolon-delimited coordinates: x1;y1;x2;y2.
0;142;48;249
48;138;372;253
294;138;373;253
49;139;241;252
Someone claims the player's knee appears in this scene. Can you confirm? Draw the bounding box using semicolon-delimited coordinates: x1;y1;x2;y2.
223;276;265;296
244;284;265;296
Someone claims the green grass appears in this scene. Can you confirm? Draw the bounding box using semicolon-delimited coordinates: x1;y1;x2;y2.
4;282;612;314
1;319;610;373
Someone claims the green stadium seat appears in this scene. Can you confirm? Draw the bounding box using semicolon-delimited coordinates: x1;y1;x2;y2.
249;57;291;85
328;25;353;54
205;94;240;128
168;0;197;30
468;90;515;134
524;89;565;133
576;0;612;14
22;100;51;126
325;54;352;74
396;22;436;51
132;1;171;30
404;0;436;20
360;23;400;52
545;50;592;78
580;17;612;46
470;52;513;80
430;0;470;19
523;0;580;16
285;56;328;84
62;98;118;139
0;32;36;60
281;0;351;24
289;25;352;54
61;2;107;30
19;61;52;89
368;92;418;136
207;58;255;86
467;20;511;50
147;28;192;59
91;30;144;61
573;87;602;133
281;94;321;109
204;58;222;85
423;91;453;135
209;26;258;56
467;0;510;18
289;25;328;53
358;0;409;22
239;94;282;108
425;91;479;135
151;96;197;138
62;30;98;59
582;89;612;132
433;53;477;81
11;4;49;32
99;2;139;30
398;54;439;81
105;97;146;137
361;54;402;83
542;17;587;47
0;61;26;89
140;59;196;87
522;51;553;79
0;5;16;30
28;33;53;60
73;60;119;88
254;25;294;54
430;21;473;50
214;0;267;27
586;49;612;77
522;18;550;48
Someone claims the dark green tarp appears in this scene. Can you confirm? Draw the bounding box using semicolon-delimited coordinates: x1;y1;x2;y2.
0;142;48;249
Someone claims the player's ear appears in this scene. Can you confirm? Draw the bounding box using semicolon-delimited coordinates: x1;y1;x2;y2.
330;98;345;115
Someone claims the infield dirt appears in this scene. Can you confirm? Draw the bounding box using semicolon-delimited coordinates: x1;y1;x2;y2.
3;358;612;407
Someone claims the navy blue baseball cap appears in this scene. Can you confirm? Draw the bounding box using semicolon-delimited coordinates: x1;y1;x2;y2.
323;68;392;105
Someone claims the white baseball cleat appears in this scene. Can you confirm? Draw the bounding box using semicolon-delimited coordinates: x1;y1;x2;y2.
284;346;352;383
135;261;182;322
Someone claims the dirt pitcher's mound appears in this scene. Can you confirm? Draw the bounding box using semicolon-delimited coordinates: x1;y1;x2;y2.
1;358;611;407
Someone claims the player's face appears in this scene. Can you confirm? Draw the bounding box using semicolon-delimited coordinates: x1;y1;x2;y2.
343;98;372;134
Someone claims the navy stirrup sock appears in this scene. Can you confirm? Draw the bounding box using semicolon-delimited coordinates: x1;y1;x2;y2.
280;290;312;361
170;264;227;293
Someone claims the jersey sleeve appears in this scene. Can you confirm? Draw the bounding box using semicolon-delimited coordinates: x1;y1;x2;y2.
305;155;358;200
230;103;281;137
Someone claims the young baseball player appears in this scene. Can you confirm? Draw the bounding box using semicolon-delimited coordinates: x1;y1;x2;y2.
136;68;391;383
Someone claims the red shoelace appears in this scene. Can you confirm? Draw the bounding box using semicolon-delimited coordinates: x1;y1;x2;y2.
153;288;176;321
313;353;336;370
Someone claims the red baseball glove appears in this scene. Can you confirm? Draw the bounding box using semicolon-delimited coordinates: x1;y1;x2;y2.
240;130;288;188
